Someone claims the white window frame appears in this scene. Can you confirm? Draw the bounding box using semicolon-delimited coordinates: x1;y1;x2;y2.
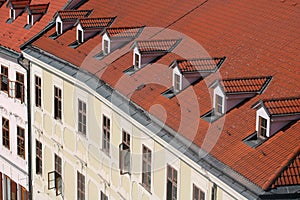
213;86;225;115
133;48;141;68
10;9;15;20
56;16;63;35
28;14;33;25
256;107;270;138
102;34;110;55
77;25;84;43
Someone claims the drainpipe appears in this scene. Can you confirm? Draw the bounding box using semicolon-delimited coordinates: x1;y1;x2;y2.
18;54;32;200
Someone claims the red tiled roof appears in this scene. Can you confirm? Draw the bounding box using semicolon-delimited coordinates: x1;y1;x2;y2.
27;3;49;14
79;17;115;29
221;76;272;94
58;10;91;21
8;0;31;9
262;98;300;116
133;39;180;53
105;26;144;39
29;0;300;192
261;147;300;190
174;57;225;73
0;0;68;51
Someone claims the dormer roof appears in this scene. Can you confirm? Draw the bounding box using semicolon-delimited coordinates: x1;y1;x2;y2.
57;10;92;21
220;76;272;94
7;0;31;9
105;26;144;39
171;57;225;74
78;17;115;30
131;39;180;54
254;97;300;117
26;3;49;15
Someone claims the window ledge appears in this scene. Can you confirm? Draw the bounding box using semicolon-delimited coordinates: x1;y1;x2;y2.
139;183;152;195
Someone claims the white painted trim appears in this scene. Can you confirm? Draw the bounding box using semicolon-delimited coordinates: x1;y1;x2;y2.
256;107;270;137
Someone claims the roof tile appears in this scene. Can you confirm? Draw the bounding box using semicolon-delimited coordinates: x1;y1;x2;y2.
134;39;180;53
79;17;115;29
263;97;300;116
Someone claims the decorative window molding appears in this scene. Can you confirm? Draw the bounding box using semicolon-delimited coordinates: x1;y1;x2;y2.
36;140;42;175
100;191;108;200
193;184;205;200
102;115;110;155
2;117;10;149
119;130;131;175
54;86;62;120
78;99;87;136
166;165;178;200
35;75;42;108
57;21;62;35
77;171;85;200
142;145;152;192
17;126;25;159
211;183;217;200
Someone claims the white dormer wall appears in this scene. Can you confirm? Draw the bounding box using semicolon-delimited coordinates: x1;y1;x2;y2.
77;24;84;42
102;33;111;54
172;67;183;91
56;16;63;34
28;14;32;25
213;85;226;114
256;107;270;137
56;16;77;34
133;47;141;68
10;8;15;19
11;8;23;19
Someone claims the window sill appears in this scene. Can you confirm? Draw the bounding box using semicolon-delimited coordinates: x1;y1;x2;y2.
139;183;152;195
100;148;111;158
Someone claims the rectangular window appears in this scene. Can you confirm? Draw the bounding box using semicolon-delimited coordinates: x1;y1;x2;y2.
10;9;14;19
215;95;223;115
103;40;109;54
0;65;8;93
77;172;85;200
193;184;205;200
36;140;42;175
57;22;62;35
55;154;62;175
15;72;24;102
119;130;131;174
28;14;32;25
102;115;110;155
142;145;151;192
100;191;108;200
20;186;28;200
174;74;180;92
78;30;83;43
259;116;267;137
134;53;140;68
17;126;25;159
211;183;217;200
78;100;87;135
2;117;9;149
54;86;62;120
35;76;41;107
166;165;177;200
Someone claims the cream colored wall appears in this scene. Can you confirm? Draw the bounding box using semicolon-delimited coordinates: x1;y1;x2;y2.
29;60;247;200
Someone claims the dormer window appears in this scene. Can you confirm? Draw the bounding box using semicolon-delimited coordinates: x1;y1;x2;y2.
10;9;14;20
69;17;115;48
95;26;145;60
124;39;180;75
57;22;62;35
215;94;223;115
77;29;83;43
50;10;93;39
103;40;109;55
258;116;267;138
28;14;32;25
134;53;140;68
245;97;300;148
163;57;225;98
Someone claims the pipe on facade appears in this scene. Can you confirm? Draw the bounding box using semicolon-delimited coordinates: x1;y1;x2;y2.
17;54;32;200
